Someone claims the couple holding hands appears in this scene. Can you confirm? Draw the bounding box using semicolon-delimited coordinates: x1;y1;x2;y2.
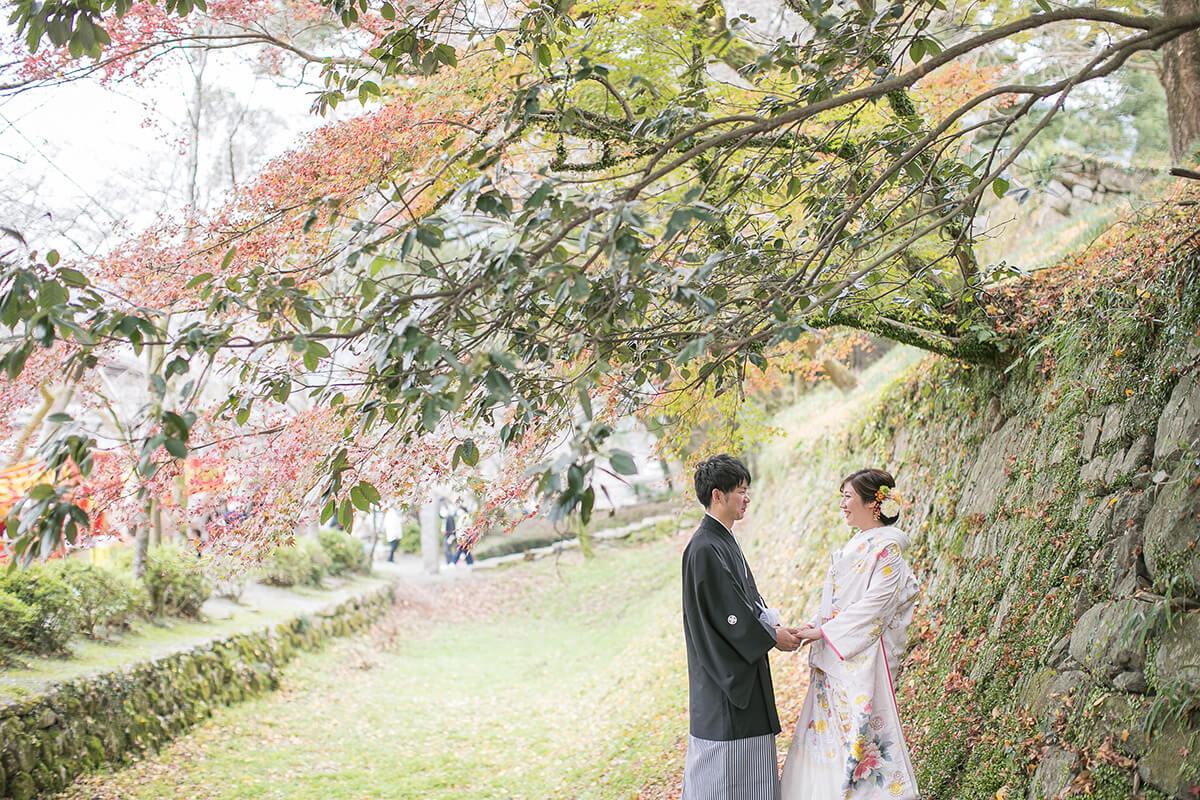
682;455;921;800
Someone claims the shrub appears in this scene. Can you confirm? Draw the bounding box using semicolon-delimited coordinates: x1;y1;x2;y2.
318;528;370;576
0;590;35;651
0;563;81;653
53;560;143;635
143;546;211;618
262;537;329;587
397;521;422;554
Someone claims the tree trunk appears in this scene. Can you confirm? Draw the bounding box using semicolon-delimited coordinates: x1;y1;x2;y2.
804;338;858;393
576;516;594;559
131;522;150;579
821;357;859;392
1163;0;1200;163
150;498;163;548
183;45;208;214
419;498;441;575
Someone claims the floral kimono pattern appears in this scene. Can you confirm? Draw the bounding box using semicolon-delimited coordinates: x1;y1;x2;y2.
780;526;920;800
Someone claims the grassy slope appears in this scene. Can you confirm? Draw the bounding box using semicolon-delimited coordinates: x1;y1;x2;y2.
57;538;691;800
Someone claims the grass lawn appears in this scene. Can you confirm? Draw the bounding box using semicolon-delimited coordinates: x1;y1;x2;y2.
58;537;693;800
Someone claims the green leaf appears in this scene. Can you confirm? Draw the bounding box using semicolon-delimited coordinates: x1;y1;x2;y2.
909;38;926;64
29;484;55;501
484;370;513;402
494;35;505;53
580;485;594;526
220;246;237;270
567;463;584;493
674;336;710;365
536;43;552;67
164;438;187;458
350;484;369;511
609;450;637;475
57;267;89;288
461;438;479;466
381;2;395;19
357;481;381;505
992;177;1010;199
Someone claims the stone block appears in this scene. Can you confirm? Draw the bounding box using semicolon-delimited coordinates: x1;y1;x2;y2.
1069;492;1091;522
1098;166;1142;193
1022;668;1085;719
1082;416;1104;461
1050;439;1069;468
1069;598;1153;682
1110;491;1152;537
1155;372;1200;467
8;771;35;800
1098;403;1126;448
1143;478;1200;596
1153;613;1200;695
1107;435;1154;483
1081;456;1110;491
1062;170;1099;190
1028;747;1077;800
1138;715;1200;799
1111;566;1149;598
1087;497;1117;542
1046;179;1071;199
1111;670;1146;692
1094;692;1151;758
960;418;1027;517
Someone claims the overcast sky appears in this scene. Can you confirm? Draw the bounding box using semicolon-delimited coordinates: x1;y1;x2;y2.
1;47;333;260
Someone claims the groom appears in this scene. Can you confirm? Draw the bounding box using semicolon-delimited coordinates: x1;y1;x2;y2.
682;454;803;800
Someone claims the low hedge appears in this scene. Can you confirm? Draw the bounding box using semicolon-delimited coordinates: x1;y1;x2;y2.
53;561;142;636
262;538;330;587
142;546;211;618
318;528;370;576
0;566;79;656
0;584;395;800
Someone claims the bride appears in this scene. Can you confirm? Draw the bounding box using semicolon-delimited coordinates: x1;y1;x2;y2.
781;468;921;800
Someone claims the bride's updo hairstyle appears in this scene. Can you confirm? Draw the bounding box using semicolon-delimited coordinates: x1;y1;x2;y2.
842;468;900;526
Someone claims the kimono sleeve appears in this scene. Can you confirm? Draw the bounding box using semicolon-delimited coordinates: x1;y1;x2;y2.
684;543;777;708
821;542;907;662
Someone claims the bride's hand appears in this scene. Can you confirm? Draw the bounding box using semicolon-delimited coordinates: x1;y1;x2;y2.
796;625;821;646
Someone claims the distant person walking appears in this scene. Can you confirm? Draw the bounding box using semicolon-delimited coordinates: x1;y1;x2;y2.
441;498;474;566
383;508;405;562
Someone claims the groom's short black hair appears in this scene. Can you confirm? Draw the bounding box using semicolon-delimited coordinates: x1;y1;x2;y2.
694;454;752;508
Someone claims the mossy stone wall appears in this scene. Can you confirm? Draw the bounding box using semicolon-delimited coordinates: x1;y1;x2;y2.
752;241;1200;797
0;585;394;800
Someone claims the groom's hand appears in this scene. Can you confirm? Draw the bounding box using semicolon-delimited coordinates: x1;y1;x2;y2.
773;626;805;651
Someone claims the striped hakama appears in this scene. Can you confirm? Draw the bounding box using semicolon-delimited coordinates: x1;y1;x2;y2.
682;733;781;800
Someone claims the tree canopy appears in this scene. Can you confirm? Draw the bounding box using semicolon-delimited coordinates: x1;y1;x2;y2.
2;0;1198;561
